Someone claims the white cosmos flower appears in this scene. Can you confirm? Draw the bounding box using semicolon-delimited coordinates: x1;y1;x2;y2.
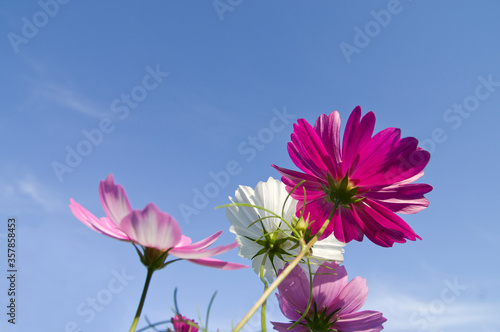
226;177;346;282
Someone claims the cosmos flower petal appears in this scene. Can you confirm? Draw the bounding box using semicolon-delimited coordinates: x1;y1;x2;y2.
169;241;239;259
314;111;342;169
276;265;310;316
342;106;375;174
185;257;248;270
351;204;408;247
171;314;199;332
69;199;129;240
334;310;387;332
174;231;222;251
99;174;133;224
355;134;430;187
312;261;348;310
364;183;433;214
330;277;369;316
271;321;309;332
288;120;333;178
309;233;346;262
119;203;182;250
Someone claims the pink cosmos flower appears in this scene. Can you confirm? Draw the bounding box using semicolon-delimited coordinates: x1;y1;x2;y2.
273;106;432;247
272;261;386;332
69;174;247;270
171;314;199;332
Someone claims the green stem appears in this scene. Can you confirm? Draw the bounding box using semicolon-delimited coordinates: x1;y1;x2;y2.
260;253;269;332
232;216;332;332
129;268;155;332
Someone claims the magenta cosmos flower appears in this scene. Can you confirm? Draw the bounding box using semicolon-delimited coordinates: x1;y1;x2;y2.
171;314;199;332
272;261;386;332
69;174;246;270
273;106;432;247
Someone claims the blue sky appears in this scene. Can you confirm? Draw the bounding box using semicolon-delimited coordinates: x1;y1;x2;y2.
1;1;500;331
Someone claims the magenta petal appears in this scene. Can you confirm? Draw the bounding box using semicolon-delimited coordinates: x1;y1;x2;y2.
288;119;336;178
355;133;430;187
364;183;433;214
334;310;387;332
351;203;410;247
69;199;129;240
312;261;348;310
314;111;342;169
99;174;133;224
271;321;309;332
342;107;375;174
332;208;364;243
186;257;248;270
329;277;368;316
362;199;421;243
276;265;310;319
120;203;182;250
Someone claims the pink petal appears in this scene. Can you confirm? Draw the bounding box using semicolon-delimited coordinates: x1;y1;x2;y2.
271;321;309;332
99;174;133;224
314;111;342;170
120;203;182;250
276;265;310;319
354;132;430;187
364;183;432;214
275;293;303;322
185;257;248;270
351;203;412;247
175;231;222;251
332;208;364;243
329;277;368;316
69;199;129;240
303;198;336;240
334;310;386;332
341;107;375;175
175;235;192;247
169;241;239;259
288;119;337;178
312;261;348;311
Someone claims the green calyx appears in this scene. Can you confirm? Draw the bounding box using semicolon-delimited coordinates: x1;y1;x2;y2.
134;245;174;271
322;171;363;208
298;303;340;332
245;220;293;271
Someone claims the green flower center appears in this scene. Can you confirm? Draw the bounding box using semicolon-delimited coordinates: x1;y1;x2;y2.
322;171;363;208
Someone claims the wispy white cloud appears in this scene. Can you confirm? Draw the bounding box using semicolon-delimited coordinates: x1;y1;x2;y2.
16;57;106;118
0;172;63;213
29;81;105;118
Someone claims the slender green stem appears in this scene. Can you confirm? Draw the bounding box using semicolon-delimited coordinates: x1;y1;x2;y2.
232;216;332;332
129;268;155;332
260;253;269;332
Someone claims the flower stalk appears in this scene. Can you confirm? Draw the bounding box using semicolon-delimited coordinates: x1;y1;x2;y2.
129;268;155;332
